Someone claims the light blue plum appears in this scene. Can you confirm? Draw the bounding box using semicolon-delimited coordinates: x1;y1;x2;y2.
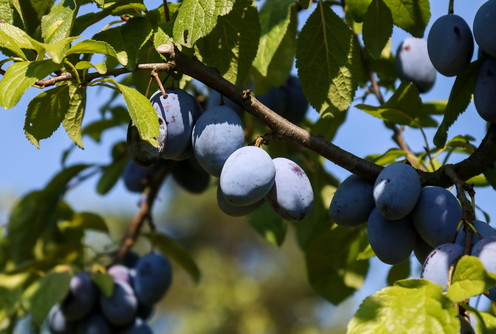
99;280;137;326
427;14;474;76
47;304;77;334
149;88;201;159
474;58;496;123
216;186;264;217
328;174;375;226
133;252;173;307
266;158;314;221
61;272;97;321
473;0;496;58
412;186;462;248
471;236;496;301
76;312;114;334
373;163;421;220
367;208;416;265
421;243;464;289
395;37;437;92
192;105;244;177
455;220;496;247
220;146;276;206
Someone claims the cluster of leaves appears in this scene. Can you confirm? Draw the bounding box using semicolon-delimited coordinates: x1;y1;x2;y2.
1;0;496;333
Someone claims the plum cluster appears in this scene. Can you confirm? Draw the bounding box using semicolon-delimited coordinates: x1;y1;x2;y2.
329;162;466;265
125;85;314;221
46;252;172;333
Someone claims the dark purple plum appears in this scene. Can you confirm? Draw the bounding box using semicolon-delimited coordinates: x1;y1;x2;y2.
395;37;437;92
206;88;244;115
266;158;313;221
47;304;77;334
427;14;474;76
191;105;244;177
171;156;211;194
413;235;434;265
373;163;421;220
412;186;462;248
133;252;173;307
122;160;164;193
149;88;201;159
367;208;416;264
421;243;464;289
473;0;496;58
455;220;496;247
216;186;264;217
99;279;137;326
220;146;276;206
328;174;375;226
474;58;496;123
76;312;114;334
60;272;97;321
471;236;496;301
257;86;287;116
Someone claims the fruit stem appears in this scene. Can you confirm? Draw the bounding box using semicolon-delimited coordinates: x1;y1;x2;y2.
448;0;454;14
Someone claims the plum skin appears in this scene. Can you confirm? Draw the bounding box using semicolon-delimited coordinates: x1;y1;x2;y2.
474;58;496;123
473;0;496;58
421;243;464;289
133;252;173;307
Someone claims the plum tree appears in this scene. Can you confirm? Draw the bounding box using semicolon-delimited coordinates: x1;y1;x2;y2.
473;0;496;57
421;243;464;289
373;163;421;220
427;14;474;76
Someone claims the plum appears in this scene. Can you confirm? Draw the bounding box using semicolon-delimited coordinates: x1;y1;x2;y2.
219;146;276;206
191;105;244;177
47;304;77;334
421;243;464;290
76;312;114;334
99;279;138;326
427;14;474;76
471;236;496;301
266;157;314;221
328;174;375;226
455;220;496;247
122;160;164;193
395;37;437;92
473;0;496;58
171;156;211;194
206;88;244;116
133;252;173;307
60;272;97;321
216;186;264;217
373;163;421;220
474;58;496;123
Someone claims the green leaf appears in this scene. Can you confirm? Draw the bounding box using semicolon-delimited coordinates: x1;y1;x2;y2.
66;39;127;66
296;2;361;116
434;61;482;148
484;164;496;191
70;212;108;232
422;100;447;115
247;203;287;247
346;0;373;22
446;255;496;302
0;22;39;59
75;60;107;74
0;0;16;24
366;148;408;165
0;285;21;322
297;0;312;9
40;0;77;44
310;110;348;141
90;272;114;297
252;0;294;77
356;82;437;127
305;226;369;304
173;0;234;47
43;36;80;63
0;60;61;109
387;259;410;286
348;279;459;334
362;0;393;59
24;85;71;148
145;231;201;284
463;304;496;334
383;0;430;37
62;84;86;148
99;78;159;146
196;0;261;85
11;0;55;37
29;271;71;326
120;16;153;69
97;142;128;195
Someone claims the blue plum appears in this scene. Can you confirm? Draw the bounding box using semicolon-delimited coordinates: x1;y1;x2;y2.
266;158;314;221
76;312;114;334
133;252;173;307
216;186;264;217
427;14;474;76
149;88;201;159
171;156;211;194
455;220;496;247
192;105;244;177
328;174;375;226
395;37;437;92
421;243;464;290
413;235;434;265
99;279;137;326
367;208;416;264
47;304;77;334
471;236;496;301
473;0;496;58
107;264;132;285
412;186;462;248
474;58;496;123
373;163;421;220
122;160;164;193
206;88;244;115
219;146;276;206
60;272;97;321
120;318;153;334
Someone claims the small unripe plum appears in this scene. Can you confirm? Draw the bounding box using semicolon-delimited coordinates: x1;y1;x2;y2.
474;58;496;123
427;14;474;76
473;0;496;58
373;163;421;220
60;272;97;321
328;174;375;226
421;243;464;290
220;146;276;206
216;186;264;217
395;37;437;92
133;252;173;307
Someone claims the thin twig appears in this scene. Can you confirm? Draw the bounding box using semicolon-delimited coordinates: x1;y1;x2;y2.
163;0;171;22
